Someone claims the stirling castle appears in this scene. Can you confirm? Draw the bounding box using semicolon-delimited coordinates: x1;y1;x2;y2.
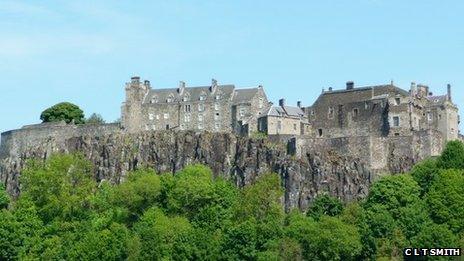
122;76;459;142
0;76;461;180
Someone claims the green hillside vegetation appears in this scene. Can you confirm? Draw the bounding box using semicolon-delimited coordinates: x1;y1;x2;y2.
1;141;463;260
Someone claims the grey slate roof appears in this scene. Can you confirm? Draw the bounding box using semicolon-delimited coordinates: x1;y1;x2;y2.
313;84;410;107
427;95;447;104
143;85;235;104
232;88;259;104
266;105;306;119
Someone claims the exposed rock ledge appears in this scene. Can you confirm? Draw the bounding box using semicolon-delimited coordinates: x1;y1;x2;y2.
1;131;374;211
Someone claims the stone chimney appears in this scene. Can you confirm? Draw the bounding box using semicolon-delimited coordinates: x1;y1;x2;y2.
210;78;218;92
279;98;285;107
447;84;452;101
131;76;140;85
346;81;354;90
297;101;302;108
144;80;151;88
328;87;333;92
178;81;186;94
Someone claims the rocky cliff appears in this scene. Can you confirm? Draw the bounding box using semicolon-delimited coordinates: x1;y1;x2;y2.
0;130;375;211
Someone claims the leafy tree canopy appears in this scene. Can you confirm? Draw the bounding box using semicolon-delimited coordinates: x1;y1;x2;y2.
40;102;85;124
86;113;105;124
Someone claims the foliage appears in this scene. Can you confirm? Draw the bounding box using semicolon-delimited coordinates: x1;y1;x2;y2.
1;149;463;260
437;140;464;169
307;194;343;220
40;102;85;124
0;183;9;209
86;113;105;124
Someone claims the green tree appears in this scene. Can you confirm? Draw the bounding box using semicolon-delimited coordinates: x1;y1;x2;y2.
0;183;9;209
40;102;85;124
426;169;464;233
410;158;440;197
86;113;105;124
437;140;464;169
133;207;195;260
286;212;362;261
20;154;96;222
307;194;344;220
410;223;458;249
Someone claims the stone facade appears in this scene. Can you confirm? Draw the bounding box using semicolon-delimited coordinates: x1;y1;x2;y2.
304;82;460;144
258;99;310;135
121;77;270;135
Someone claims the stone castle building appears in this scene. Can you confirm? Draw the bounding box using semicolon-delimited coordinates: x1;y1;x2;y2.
121;77;270;135
121;77;460;145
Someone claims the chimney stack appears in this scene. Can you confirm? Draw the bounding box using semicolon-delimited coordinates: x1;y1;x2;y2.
279;98;285;107
144;80;151;88
447;84;452;101
328;87;333;92
346;81;354;90
131;76;140;84
297;101;302;108
178;81;186;94
210;78;218;92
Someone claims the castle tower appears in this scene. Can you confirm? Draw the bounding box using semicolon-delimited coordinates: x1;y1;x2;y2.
121;76;150;132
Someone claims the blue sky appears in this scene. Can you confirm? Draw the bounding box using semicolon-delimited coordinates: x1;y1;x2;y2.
0;0;463;133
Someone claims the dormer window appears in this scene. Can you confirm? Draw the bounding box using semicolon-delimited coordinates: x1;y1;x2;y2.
258;98;264;109
395;98;401;106
166;95;174;103
215;94;221;100
183;93;190;102
199;95;206;101
150;96;158;103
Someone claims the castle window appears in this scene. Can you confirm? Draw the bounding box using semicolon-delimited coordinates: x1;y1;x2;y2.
311;110;315;116
353;108;359;117
215;94;221;100
293;123;297;131
152;125;156;130
393;116;400;127
184;114;191;122
214;122;220;130
394;133;400;136
145;125;149;131
166;95;173;103
198;114;203;122
166;124;170;130
149;113;154;120
198;123;203;129
318;129;323;137
438;114;442;120
428;112;432;121
156;114;160;120
164;113;169;119
199;95;206;101
364;102;369;109
328;107;334;119
214;103;220;111
151;96;158;103
239;108;246;117
198;104;205;112
183;93;190;102
214;113;220;121
258;98;264;109
184;104;191;112
277;121;282;132
395;98;401;106
180;124;185;130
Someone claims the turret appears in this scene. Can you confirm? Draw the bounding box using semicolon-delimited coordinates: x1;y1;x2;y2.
122;76;150;132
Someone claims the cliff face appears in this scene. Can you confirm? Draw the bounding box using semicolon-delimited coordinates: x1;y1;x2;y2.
0;131;373;211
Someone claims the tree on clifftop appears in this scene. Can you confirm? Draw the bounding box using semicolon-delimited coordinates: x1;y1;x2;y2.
40;102;85;124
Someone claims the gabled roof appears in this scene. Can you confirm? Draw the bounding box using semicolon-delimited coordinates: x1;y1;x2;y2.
427;95;447;105
266;105;306;119
232;88;259;104
143;85;235;103
312;84;410;107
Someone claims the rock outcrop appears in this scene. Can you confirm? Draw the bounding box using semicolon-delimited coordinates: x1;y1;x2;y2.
0;130;374;211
